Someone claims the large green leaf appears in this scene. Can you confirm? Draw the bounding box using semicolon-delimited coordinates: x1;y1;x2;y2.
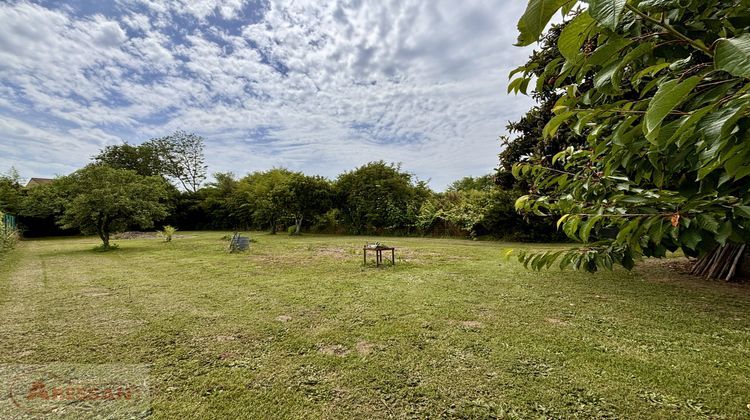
543;111;575;138
637;0;684;12
715;221;733;246
644;75;703;142
714;34;750;78
563;215;581;240
680;228;702;250
588;0;626;30
587;35;632;66
698;103;747;141
558;11;597;61
667;104;715;145
580;215;602;242
736;205;750;219
593;61;620;90
516;0;571;46
613;43;653;88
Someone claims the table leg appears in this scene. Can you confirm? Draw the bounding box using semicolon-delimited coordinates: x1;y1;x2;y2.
392;249;395;265
363;249;366;265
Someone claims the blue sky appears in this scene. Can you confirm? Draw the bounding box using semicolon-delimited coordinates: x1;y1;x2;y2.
0;0;535;189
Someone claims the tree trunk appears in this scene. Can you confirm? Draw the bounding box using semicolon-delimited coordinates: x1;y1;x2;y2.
270;219;277;235
294;217;302;235
97;228;110;249
96;218;110;249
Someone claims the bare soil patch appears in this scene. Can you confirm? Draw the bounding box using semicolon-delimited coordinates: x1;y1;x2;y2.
319;344;349;357
355;340;375;355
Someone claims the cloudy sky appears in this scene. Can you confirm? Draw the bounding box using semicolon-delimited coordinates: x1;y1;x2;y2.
0;0;535;189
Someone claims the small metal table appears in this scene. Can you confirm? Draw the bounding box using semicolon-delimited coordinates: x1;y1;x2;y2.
363;246;395;267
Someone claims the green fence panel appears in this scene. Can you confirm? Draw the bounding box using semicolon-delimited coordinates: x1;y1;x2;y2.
2;213;16;234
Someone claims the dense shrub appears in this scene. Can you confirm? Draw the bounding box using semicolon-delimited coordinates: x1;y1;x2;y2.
417;187;562;241
336;161;430;235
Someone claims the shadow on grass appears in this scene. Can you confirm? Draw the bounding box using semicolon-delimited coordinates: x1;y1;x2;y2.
37;244;157;258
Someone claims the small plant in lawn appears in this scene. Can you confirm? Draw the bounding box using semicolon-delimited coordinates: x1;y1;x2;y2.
158;225;178;242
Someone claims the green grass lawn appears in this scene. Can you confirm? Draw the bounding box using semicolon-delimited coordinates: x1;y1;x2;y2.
1;232;749;418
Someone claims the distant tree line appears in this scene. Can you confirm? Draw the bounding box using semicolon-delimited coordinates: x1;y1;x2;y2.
1;130;563;248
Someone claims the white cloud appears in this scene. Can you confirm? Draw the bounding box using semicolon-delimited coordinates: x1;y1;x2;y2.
0;0;538;189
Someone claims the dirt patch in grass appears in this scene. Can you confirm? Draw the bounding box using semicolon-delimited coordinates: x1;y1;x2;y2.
355;340;375;355
545;318;568;326
319;344;349;357
275;315;292;322
663;259;694;274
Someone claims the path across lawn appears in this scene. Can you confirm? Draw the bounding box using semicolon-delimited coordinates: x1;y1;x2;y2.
0;233;749;418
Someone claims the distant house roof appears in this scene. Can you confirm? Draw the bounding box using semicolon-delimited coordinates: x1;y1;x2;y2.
25;177;54;188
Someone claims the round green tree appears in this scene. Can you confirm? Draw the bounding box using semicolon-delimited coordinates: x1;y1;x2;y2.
57;165;171;249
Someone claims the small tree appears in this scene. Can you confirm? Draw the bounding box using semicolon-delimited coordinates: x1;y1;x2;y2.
158;225;177;242
57;165;170;249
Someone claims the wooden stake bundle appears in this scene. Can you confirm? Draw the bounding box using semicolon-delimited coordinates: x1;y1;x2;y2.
691;244;747;282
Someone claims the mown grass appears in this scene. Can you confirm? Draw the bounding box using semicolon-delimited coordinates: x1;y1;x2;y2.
0;232;749;418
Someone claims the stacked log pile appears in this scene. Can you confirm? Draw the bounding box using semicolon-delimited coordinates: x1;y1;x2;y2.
691;244;747;282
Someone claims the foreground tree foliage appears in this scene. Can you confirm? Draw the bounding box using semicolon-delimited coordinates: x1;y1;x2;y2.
501;22;586;182
55;165;170;249
511;0;750;273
